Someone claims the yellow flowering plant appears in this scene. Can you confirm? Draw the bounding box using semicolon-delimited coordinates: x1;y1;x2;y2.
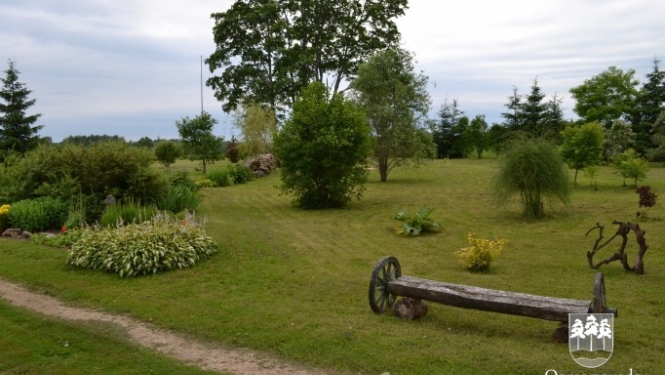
456;233;507;272
0;204;10;231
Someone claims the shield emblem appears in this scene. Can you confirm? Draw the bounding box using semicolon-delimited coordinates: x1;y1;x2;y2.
569;313;614;368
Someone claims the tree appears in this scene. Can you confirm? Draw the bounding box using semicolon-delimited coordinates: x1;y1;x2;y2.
466;115;489;158
225;135;241;163
233;102;278;157
350;48;432;181
634;58;665;153
206;0;408;113
273;82;371;209
430;98;464;158
176;111;223;174
560;122;605;185
569;66;639;128
135;136;154;148
648;111;665;161
491;139;570;218
500;80;564;141
612;149;649;187
154;140;182;168
604;120;635;161
0;60;43;159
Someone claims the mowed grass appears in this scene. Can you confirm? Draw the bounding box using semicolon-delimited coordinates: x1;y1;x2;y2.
1;158;665;374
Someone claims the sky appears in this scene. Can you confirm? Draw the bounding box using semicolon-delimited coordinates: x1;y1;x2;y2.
1;0;664;142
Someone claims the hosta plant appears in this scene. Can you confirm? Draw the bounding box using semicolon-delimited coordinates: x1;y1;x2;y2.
66;211;217;277
456;233;507;272
392;207;441;236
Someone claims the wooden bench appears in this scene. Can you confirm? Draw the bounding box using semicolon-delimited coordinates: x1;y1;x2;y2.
368;256;618;341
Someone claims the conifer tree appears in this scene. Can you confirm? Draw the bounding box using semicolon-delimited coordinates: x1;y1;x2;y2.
0;60;43;158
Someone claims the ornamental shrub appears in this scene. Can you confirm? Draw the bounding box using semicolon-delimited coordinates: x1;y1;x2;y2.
195;179;216;188
66;211;217;277
7;197;68;232
156;185;201;213
456;233;507;272
100;198;157;228
392;207;441;236
228;163;253;184
206;169;230;187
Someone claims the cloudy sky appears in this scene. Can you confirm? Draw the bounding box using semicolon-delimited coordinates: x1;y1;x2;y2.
1;0;663;142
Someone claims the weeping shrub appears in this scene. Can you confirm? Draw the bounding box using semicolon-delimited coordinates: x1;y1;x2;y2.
491;139;570;218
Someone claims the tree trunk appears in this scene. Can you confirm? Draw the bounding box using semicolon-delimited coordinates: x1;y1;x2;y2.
202;159;207;174
574;169;579;186
378;156;388;182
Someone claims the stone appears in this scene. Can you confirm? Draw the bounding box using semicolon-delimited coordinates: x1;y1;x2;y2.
2;228;22;238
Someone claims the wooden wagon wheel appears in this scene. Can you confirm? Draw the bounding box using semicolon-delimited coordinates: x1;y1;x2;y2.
590;272;617;316
369;256;401;313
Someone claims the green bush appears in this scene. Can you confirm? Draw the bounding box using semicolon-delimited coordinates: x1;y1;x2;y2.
100;199;157;228
66;211;218;277
206;169;230;187
392;207;441;236
7;197;68;232
0;142;167;221
154;140;182;167
32;228;84;249
228;164;253;184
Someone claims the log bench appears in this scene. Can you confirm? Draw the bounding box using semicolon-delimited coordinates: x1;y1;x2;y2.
368;256;618;341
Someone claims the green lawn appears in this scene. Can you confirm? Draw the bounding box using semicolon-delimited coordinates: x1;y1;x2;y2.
1;158;664;374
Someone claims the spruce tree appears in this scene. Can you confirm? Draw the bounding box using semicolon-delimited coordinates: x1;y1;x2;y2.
0;60;43;157
634;58;665;154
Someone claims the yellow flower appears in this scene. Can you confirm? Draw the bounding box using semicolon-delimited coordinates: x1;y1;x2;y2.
0;204;10;216
455;232;507;272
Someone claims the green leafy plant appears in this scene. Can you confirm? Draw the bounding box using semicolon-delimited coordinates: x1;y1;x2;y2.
156;185;202;213
392;207;441;236
100;198;157;228
66;211;218;277
636;185;658;220
206;169;231;187
154;140;182;168
7;197;68;232
612;148;649;187
228;163;254;185
195;179;216;188
32;228;84;248
456;233;507;272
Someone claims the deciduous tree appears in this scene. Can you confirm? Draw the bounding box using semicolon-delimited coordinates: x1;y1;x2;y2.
0;60;43;159
206;0;408;113
233;102;277;157
350;48;433;181
154;140;182;168
176;111;223;174
560;122;605;185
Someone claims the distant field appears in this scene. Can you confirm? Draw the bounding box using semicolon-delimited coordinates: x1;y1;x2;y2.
1;158;664;375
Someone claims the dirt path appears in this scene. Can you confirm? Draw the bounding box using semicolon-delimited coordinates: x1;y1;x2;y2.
0;278;335;375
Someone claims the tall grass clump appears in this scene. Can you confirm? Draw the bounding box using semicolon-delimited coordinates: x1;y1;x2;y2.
206;169;231;187
67;211;217;277
100;198;157;227
491;139;569;218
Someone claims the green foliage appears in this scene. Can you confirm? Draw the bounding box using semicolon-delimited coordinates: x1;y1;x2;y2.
491;139;570;218
156;185;202;214
456;233;507;272
31;228;83;248
274;82;371;208
233;103;277;157
612;149;649;186
570;66;639;128
560;122;605;185
194;179;216;188
206;169;231;187
154;140;182;168
0;60;43;159
100;199;157;228
500;81;565;140
176;111;223;174
7;197;67;232
0;141;166;221
605;120;636;160
351;48;433;181
466;115;489;158
66;211;217;277
430;98;465;158
228;163;254;185
648;111;665;161
392;207;441;236
206;0;407;112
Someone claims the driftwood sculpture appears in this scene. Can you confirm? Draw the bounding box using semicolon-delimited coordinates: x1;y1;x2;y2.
586;221;648;274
